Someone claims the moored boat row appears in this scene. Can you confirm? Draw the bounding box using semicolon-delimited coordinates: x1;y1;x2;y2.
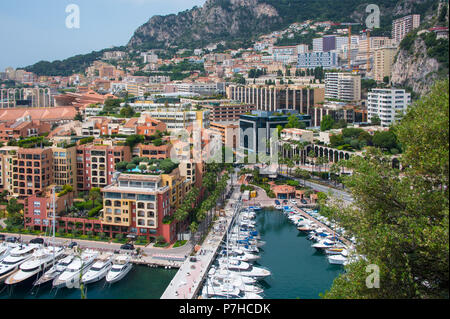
201;207;270;299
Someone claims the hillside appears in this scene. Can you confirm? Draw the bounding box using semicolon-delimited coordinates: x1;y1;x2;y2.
23;0;442;76
128;0;439;50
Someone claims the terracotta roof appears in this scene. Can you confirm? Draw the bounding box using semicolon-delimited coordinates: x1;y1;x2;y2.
0;107;77;123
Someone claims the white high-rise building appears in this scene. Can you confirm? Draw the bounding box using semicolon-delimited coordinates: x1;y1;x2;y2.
367;88;411;127
313;38;323;52
325;73;361;102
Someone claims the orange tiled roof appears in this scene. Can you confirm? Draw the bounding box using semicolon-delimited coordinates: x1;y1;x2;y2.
0;107;77;123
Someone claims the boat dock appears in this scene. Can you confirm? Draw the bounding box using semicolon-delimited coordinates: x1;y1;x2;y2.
161;185;242;299
289;206;352;247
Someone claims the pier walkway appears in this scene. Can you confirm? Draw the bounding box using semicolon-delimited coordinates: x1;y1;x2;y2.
161;183;242;299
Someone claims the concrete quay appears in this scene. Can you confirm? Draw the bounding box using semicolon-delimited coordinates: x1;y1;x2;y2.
161;184;242;299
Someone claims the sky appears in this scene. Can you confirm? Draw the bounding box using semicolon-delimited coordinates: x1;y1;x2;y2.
0;0;207;71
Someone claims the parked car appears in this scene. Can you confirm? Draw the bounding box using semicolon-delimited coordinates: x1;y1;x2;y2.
120;243;134;250
0;234;5;241
301;199;307;204
6;236;19;243
68;241;78;248
30;238;44;244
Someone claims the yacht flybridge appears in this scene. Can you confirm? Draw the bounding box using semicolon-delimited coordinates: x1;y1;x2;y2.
0;244;40;284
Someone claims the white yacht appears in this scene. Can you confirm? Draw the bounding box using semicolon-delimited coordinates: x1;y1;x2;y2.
5;246;64;285
52;250;98;288
34;254;75;286
105;255;133;284
81;256;113;284
0;244;40;284
327;254;348;265
0;242;18;262
312;239;345;250
210;275;264;295
202;281;263;299
209;267;257;285
218;262;271;279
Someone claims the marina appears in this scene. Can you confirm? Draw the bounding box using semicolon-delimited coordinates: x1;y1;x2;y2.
1;185;350;299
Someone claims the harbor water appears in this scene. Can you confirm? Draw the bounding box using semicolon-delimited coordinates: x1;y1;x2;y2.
0;266;177;299
254;208;344;299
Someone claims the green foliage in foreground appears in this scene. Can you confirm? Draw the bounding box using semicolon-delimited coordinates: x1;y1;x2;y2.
322;80;449;299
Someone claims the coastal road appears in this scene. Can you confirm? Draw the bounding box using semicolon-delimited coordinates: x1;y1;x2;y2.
279;173;354;203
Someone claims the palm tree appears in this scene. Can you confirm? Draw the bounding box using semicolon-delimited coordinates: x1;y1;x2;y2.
287;159;295;176
308;150;316;172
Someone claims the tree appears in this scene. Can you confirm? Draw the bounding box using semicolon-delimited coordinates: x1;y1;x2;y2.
115;161;129;171
89;187;101;209
5;198;24;229
370;115;381;126
120;106;135;118
323;80;449;299
126;163;136;171
74;112;83;121
125;134;144;150
320;115;335;131
372;130;399;153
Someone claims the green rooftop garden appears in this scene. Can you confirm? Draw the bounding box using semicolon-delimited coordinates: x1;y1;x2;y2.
115;157;179;175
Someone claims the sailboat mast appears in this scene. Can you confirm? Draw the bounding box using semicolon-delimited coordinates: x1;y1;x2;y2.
52;186;56;262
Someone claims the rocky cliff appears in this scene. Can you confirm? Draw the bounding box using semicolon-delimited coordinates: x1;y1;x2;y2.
128;0;281;49
391;1;448;96
391;37;441;96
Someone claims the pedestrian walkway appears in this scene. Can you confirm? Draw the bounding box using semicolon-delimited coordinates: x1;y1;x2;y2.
161;183;242;299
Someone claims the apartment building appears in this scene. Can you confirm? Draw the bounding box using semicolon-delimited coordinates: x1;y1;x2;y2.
0;119;51;142
203;102;254;122
52;146;77;192
325;73;361;102
101;172;182;243
311;102;356;127
23;186;74;231
12;148;53;200
367;88;411;127
0;146;20;193
373;47;397;83
297;51;338;69
76;142;131;191
133;143;172;160
142;109;211;131
209;122;239;150
227;84;325;116
392;14;421;43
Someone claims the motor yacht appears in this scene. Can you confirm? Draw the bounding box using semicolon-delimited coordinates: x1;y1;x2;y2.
105;255;132;284
312;239;345;250
81;255;113;284
208;267;257;285
5;246;64;286
327;254;348;265
218;262;271;279
201;281;263;299
52;249;98;288
0;242;18;262
34;254;75;286
0;244;40;284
